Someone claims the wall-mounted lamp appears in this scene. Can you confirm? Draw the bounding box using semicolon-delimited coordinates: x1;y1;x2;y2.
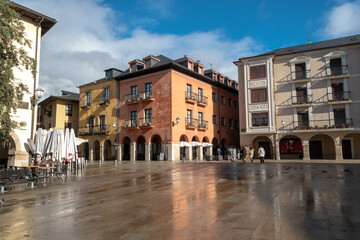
172;117;180;127
281;120;285;126
112;122;119;131
31;87;44;108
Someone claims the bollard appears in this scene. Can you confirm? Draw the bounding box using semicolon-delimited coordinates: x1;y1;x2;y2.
114;159;118;166
98;160;102;166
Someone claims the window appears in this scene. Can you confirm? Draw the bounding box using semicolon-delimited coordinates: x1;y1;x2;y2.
198;88;203;101
334;108;346;127
99;115;106;131
106;70;112;78
103;87;110;102
213;115;217;124
297;112;309;128
228;98;232;107
234;100;238;108
295;88;308;103
252;112;268;127
330;58;342;75
229;119;233;129
65;104;72;116
145;109;152;123
131;86;138;96
221;117;225;126
212;93;217;102
250;65;266;79
294;63;306;79
186;84;192;98
221;96;225;104
130;111;137;126
235;120;239;129
198;112;203;124
251;88;267;103
85;91;91;106
145;83;152;94
88;117;94;133
187;109;193;122
47;105;52;117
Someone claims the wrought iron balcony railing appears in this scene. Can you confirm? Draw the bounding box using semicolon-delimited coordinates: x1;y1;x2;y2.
198;120;208;129
138;90;153;101
197;95;208;105
99;96;110;105
291;69;310;81
78;125;110;136
125;93;138;104
185;91;197;102
326;65;348;76
80;100;91;108
328;91;351;102
185;117;198;128
289;118;353;130
291;94;313;104
121;120;138;129
138;118;154;128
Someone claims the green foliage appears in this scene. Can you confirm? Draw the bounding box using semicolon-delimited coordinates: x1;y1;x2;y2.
0;1;35;141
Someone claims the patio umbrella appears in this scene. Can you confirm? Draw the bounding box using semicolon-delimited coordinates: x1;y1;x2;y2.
191;141;202;147
35;128;44;155
202;142;213;147
57;129;65;163
41;129;48;145
75;137;88;146
44;128;58;161
66;128;77;162
180;141;191;147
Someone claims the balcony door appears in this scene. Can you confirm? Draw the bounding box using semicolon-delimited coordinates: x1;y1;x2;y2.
330;58;342;75
296;88;307;103
88;117;94;133
130;111;137;126
333;108;346;127
297;112;309;128
130;86;138;100
331;83;343;101
295;63;306;79
99;115;106;131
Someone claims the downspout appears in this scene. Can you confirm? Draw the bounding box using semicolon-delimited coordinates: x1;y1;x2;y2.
30;17;44;141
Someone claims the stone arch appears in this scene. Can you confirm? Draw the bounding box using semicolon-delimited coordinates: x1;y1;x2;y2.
180;134;188;142
309;134;335;159
136;136;146;161
103;139;112;161
92;140;100;161
202;136;209;143
122;137;131;161
0;133;18;168
192;135;199;142
341;133;360;159
252;136;273;159
279;135;303;160
151;135;162;160
9;131;21;153
79;142;89;160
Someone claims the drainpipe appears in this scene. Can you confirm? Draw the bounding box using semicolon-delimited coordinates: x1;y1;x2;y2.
30;17;44;140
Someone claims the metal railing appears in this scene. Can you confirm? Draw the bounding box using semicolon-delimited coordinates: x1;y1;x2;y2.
99;96;110;105
138;90;153;101
185;117;198;128
328;91;351;102
125;93;138;103
78;125;110;135
291;69;310;81
198;120;208;129
80;100;91;108
197;95;208;105
138;118;154;127
289;118;353;130
185;91;197;102
121;120;138;129
291;94;313;104
326;65;348;76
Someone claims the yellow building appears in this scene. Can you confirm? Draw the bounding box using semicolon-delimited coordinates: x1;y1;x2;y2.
77;68;120;162
37;90;79;133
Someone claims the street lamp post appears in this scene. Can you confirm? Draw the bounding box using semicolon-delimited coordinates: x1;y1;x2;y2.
30;87;44;139
112;122;119;165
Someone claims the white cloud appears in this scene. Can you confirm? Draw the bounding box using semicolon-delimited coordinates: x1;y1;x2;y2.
321;1;360;38
15;0;262;97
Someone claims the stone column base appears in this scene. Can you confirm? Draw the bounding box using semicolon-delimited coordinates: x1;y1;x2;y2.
9;151;30;167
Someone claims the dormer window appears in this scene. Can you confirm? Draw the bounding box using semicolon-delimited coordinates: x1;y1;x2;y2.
105;70;112;78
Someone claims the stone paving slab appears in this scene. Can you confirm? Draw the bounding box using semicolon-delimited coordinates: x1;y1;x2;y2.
0;161;360;239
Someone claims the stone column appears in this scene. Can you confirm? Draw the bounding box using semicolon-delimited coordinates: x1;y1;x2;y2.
198;146;203;161
302;140;310;160
90;148;94;163
186;146;192;161
335;144;343;161
167;142;180;161
130;143;136;161
118;143;122;162
100;145;104;163
276;140;280;160
208;146;213;160
145;143;151;161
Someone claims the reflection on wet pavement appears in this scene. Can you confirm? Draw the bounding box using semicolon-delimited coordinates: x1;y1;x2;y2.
1;162;360;239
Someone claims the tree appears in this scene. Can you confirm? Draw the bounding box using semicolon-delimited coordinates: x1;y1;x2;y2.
0;0;36;141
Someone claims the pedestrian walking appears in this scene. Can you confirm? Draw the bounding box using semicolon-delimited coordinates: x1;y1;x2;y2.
217;147;221;161
249;146;254;163
258;146;265;164
241;146;247;163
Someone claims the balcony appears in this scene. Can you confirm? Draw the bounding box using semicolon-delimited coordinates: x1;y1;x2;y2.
80;100;91;109
185;117;198;128
185;91;197;103
78;125;109;136
99;96;110;105
289;119;353;131
138;90;153;102
198;120;208;130
138;118;154;128
121;120;138;129
327;91;351;103
197;95;208;106
291;69;311;82
125;93;138;104
291;94;313;106
326;65;349;78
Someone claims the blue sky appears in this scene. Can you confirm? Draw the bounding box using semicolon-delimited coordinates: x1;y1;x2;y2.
15;0;360;96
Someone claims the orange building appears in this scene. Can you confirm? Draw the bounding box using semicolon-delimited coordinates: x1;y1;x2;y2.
115;55;239;161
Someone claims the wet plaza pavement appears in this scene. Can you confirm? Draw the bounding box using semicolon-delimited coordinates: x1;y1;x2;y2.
1;161;360;240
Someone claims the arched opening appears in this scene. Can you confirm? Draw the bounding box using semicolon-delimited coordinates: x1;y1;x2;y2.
79;142;89;160
202;137;209;160
221;139;227;158
309;134;335;159
136;136;146;161
342;133;360;159
192;136;199;160
104;139;112;161
122;137;131;161
0;137;16;169
93;140;100;161
252;136;273;159
280;135;303;159
151;135;162;160
212;138;219;156
179;134;189;160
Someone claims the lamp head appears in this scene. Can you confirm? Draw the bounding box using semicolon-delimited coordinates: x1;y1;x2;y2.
35;88;44;99
281;120;285;125
176;117;180;123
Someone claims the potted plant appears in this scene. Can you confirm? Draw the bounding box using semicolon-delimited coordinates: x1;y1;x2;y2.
324;125;328;129
346;124;351;128
332;125;336;128
315;125;319;130
344;98;350;101
303;126;307;130
131;123;137;128
294;126;299;130
309;126;314;130
341;124;346;128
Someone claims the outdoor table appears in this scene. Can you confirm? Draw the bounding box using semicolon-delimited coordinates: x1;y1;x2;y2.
38;167;56;183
